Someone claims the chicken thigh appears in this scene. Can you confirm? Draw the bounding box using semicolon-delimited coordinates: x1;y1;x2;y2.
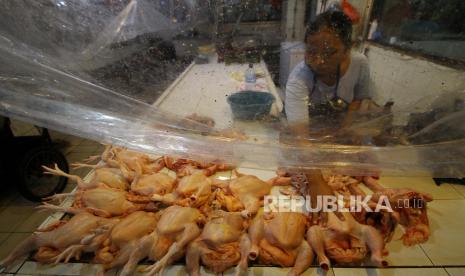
307;211;387;270
236;210;313;276
186;210;247;275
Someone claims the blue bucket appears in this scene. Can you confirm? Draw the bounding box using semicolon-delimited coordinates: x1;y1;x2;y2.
227;91;276;120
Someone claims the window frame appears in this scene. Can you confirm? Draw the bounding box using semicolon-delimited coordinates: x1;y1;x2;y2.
364;0;465;70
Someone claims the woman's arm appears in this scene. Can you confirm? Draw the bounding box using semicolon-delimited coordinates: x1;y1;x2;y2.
353;55;372;102
342;55;378;128
285;74;312;138
341;100;361;128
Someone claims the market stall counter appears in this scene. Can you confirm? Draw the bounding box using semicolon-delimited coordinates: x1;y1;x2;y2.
154;54;283;138
3;58;465;276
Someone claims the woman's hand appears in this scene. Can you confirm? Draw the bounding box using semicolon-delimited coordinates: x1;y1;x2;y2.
305;170;345;226
281;123;313;146
359;99;384;113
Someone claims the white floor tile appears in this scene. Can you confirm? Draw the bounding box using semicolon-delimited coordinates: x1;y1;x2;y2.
18;261;116;276
0;206;36;232
378;176;462;200
15;211;51;233
450;184;465;199
0;232;10;244
66;152;95;164
224;266;334;276
1;258;25;274
130;264;187;276
63;182;77;193
10;195;40;207
78;139;101;147
0;233;31;263
72;145;101;154
63;145;78;155
445;267;465;276
93;145;105;154
200;266;217;275
383;227;432;266
333;268;448;276
420;199;465;265
65;136;84;146
69;166;92;178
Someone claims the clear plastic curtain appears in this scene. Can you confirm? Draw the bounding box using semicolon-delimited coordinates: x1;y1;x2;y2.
0;0;464;177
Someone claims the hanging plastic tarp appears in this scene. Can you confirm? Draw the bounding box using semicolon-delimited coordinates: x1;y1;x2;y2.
79;0;180;71
0;0;464;177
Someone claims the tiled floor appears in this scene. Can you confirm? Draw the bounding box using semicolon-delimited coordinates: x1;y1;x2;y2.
0;120;103;263
2;120;465;275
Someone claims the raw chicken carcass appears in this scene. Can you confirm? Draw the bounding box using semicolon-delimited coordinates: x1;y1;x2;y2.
0;212;118;268
236;210;313;276
307;211;387;270
302;174;387;270
163;156;232;177
98;145;164;176
152;172;214;208
215;172;291;218
346;181;399;244
119;205;205;276
93;211;160;271
42;164;129;190
325;175;360;198
127;163;176;197
362;176;432;246
40;187;156;217
186;210;248;275
324;175;399;244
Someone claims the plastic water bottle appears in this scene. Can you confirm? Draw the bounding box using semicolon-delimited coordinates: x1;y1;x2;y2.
368;19;378;40
245;63;256;91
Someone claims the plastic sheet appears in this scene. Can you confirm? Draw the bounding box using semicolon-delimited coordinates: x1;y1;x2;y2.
0;0;464;177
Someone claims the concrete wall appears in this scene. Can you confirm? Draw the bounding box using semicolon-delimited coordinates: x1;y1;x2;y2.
405;41;465;61
282;0;307;42
365;43;465;125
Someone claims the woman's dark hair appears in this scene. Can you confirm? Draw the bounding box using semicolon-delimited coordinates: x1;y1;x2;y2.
305;11;353;48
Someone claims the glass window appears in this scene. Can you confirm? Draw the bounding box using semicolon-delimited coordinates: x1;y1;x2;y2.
220;0;282;23
369;0;465;64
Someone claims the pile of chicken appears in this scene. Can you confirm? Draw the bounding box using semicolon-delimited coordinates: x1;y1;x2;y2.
0;146;433;276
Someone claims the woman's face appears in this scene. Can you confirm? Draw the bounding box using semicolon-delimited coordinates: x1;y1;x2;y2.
305;27;349;76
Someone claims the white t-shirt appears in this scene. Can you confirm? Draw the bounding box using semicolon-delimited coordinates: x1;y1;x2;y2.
285;52;371;124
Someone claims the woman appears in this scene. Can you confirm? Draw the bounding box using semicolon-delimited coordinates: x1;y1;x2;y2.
282;11;383;224
285;10;380;138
